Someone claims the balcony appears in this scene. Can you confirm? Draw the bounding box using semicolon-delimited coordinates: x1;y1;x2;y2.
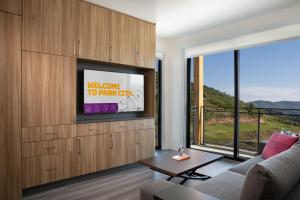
190;106;300;158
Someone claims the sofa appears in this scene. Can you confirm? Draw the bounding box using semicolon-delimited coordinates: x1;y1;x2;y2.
140;142;300;200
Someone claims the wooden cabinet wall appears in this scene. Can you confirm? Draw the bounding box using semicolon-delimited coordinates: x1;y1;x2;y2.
22;125;77;188
22;0;155;67
77;1;110;61
22;119;155;188
110;10;156;68
0;0;156;195
110;11;139;66
0;11;21;200
22;52;76;127
22;0;78;56
0;0;22;15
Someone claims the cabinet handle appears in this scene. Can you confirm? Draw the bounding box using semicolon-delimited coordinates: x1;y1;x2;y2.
45;146;56;152
73;40;76;56
77;40;80;56
77;139;81;155
46;168;57;172
110;135;113;149
73;105;76;123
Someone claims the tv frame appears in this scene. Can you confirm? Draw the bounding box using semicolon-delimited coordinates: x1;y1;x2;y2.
76;60;152;123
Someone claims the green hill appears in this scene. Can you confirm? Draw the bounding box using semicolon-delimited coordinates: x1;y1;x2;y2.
203;85;249;109
201;86;300;154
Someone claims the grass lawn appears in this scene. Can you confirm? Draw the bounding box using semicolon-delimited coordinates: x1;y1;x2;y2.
203;117;300;152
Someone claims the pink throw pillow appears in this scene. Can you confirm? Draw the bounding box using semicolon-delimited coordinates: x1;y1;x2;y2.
262;132;299;159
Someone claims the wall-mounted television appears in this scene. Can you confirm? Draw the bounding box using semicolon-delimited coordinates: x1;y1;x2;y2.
83;69;144;114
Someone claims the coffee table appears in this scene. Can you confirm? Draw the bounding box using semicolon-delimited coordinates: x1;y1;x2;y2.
139;148;223;184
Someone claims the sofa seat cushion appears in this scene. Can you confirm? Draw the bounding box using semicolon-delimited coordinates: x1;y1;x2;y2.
140;179;174;200
195;171;245;200
229;155;264;175
241;143;300;200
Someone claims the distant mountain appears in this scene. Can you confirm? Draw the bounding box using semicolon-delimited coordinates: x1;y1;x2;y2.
251;100;300;109
203;86;300;115
251;100;300;115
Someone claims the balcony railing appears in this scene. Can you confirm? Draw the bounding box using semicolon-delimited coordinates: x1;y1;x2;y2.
191;106;300;157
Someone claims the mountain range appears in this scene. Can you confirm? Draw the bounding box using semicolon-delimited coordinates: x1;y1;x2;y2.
203;86;300;115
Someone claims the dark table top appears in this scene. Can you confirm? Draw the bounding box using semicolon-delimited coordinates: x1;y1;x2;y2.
139;148;223;177
154;184;219;200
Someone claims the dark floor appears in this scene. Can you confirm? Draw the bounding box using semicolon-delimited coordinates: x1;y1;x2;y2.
23;158;239;200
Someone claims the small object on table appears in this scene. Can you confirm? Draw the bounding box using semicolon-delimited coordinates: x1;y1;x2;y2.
172;154;190;161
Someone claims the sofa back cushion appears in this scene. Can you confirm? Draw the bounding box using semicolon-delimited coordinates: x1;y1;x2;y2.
262;132;298;159
241;143;300;200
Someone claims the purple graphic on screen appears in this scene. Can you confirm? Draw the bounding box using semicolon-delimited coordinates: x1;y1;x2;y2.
84;103;118;114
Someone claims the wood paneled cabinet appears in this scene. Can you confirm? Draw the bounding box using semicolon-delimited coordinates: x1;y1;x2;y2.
22;152;77;189
22;125;77;188
76;134;113;175
138;20;156;68
22;0;77;56
110;11;155;68
77;1;110;61
0;11;21;200
139;129;155;159
22;52;76;127
0;0;22;15
110;11;138;66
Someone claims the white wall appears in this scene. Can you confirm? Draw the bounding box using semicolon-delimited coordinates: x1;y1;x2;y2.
157;4;300;150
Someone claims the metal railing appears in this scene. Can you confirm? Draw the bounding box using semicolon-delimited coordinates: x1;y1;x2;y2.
193;106;300;156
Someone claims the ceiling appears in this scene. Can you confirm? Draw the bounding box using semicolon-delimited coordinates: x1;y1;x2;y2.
87;0;300;39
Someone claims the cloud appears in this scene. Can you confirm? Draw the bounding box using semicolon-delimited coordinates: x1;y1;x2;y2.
240;87;300;102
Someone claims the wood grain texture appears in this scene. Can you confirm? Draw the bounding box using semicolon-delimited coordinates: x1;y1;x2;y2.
22;52;76;127
0;11;21;200
22;125;76;143
0;0;9;13
9;0;22;15
22;138;76;158
144;70;156;117
77;1;110;61
76;122;111;137
138;21;156;68
22;152;77;189
22;0;77;56
110;10;138;66
139;129;155;159
76;134;113;176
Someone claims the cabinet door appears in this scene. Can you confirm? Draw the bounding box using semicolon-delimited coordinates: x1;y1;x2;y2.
22;52;76;127
110;11;138;66
22;153;77;189
9;0;22;15
112;132;127;167
0;0;9;13
0;12;21;200
112;131;137;166
0;0;21;14
23;0;77;56
139;129;155;159
77;1;110;61
138;21;156;68
76;134;113;175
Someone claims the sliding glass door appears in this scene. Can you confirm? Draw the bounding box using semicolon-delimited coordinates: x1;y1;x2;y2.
187;38;300;160
239;39;300;158
187;52;235;157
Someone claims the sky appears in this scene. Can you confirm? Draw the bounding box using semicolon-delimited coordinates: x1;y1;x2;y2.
203;39;300;102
